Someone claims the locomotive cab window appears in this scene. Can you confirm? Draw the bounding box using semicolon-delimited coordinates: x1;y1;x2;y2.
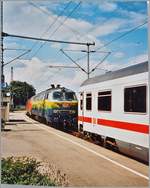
53;91;63;101
86;93;92;110
65;92;76;101
98;91;111;111
124;85;146;113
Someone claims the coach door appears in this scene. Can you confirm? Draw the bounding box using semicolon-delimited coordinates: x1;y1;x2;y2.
79;92;84;131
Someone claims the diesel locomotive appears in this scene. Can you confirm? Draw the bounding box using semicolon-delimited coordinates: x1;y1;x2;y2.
26;84;78;131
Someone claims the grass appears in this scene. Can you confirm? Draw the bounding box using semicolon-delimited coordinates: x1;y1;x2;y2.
1;157;68;186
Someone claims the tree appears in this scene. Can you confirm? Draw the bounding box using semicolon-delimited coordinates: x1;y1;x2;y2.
10;81;36;107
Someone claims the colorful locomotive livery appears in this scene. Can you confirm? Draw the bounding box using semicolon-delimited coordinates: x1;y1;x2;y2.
26;85;78;131
78;61;149;163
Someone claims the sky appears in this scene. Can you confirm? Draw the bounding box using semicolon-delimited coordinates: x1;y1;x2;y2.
3;0;148;93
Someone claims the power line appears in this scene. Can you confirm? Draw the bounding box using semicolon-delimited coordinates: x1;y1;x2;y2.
4;50;31;66
60;49;87;74
27;1;72;58
28;1;88;41
75;20;147;62
96;20;147;51
49;65;80;69
30;1;82;58
4;48;30;51
59;20;147;77
63;49;111;54
48;64;108;71
90;52;111;73
48;2;81;38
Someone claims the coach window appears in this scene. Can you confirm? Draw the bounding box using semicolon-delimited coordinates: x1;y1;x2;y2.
86;93;92;110
80;93;83;110
124;85;146;113
98;91;111;111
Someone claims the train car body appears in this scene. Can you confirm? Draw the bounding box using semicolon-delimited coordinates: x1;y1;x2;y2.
78;61;149;162
26;85;78;131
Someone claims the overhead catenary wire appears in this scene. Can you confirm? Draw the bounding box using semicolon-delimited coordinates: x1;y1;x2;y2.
60;49;87;74
30;1;82;58
4;48;30;51
4;50;31;66
90;52;111;73
63;49;111;53
47;1;82;37
59;20;147;76
96;20;147;51
75;20;147;62
49;65;80;69
28;2;87;42
27;1;73;58
62;48;111;71
48;65;108;72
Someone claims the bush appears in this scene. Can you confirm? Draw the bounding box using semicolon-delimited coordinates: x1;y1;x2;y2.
1;157;56;186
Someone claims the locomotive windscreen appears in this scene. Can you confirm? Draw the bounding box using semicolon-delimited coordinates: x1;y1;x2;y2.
53;91;77;101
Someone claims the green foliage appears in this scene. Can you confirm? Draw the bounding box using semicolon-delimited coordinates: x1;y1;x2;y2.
1;157;55;186
10;81;36;107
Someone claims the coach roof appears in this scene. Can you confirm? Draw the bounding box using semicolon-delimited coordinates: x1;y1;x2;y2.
81;61;148;86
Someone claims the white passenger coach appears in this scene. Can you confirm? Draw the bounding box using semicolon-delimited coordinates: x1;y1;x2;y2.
78;61;149;162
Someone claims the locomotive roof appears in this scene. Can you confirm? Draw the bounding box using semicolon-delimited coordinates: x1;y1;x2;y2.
46;87;73;93
33;87;74;98
81;61;148;86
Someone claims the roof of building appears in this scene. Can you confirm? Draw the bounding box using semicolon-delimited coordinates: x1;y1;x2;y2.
81;61;148;86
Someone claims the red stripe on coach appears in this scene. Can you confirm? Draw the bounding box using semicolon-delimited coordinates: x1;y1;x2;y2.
78;116;92;123
97;118;149;134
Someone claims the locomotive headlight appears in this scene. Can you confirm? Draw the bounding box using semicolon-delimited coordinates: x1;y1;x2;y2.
53;110;59;113
69;110;76;114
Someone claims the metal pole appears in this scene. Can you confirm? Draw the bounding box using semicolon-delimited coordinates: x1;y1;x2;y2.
1;1;4;84
147;1;150;133
3;32;95;46
11;66;13;82
87;44;90;79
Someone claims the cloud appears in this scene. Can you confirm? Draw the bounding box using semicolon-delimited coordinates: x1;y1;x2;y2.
117;8;147;32
109;53;148;71
125;53;148;66
4;2;55;37
90;18;126;37
98;2;117;12
4;57;87;93
4;51;148;94
4;58;52;91
113;52;125;59
3;1;147;93
92;53;148;73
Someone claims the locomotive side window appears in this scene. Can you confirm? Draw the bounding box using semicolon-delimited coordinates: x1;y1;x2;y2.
98;91;111;111
86;93;92;110
124;85;146;113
